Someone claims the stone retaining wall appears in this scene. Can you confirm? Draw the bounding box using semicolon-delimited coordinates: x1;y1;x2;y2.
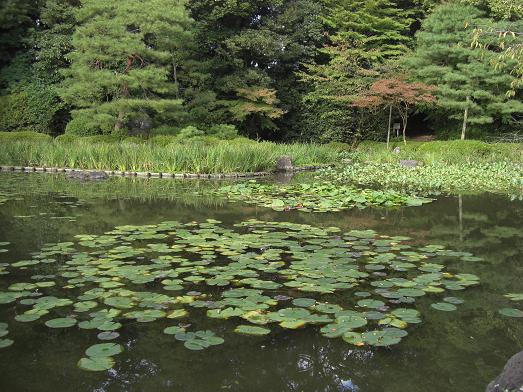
0;164;330;179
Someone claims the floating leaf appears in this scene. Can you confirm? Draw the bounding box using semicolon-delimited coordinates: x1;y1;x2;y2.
234;325;271;336
499;308;523;318
431;303;457;312
77;356;114;372
85;343;123;358
45;318;77;328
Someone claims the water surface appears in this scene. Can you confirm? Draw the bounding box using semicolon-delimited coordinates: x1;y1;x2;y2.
0;173;522;392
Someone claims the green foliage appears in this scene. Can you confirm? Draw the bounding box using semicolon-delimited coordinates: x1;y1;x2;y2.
300;0;413;143
406;3;523;139
0;131;52;142
216;180;431;212
0;0;521;141
0;82;63;134
208;124;238;140
0;138;341;173
60;0;195;136
321;141;523;194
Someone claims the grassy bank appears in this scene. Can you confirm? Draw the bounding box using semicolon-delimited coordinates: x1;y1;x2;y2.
0;133;340;174
321;141;523;195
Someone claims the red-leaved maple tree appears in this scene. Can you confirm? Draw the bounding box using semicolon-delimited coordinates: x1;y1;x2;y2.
352;78;437;148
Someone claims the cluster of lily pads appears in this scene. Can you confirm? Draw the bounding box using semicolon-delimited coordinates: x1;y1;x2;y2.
214;180;432;212
499;293;523;318
0;322;13;348
0;219;481;371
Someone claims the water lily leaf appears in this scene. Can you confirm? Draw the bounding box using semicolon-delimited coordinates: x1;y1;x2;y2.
499;308;523;318
234;325;271;336
431;303;457;312
357;299;385;309
279;320;307;329
443;297;464;305
291;298;316;308
45;318;77;328
0;339;14;348
167;309;188;319
85;343;123;357
505;293;523;302
77;356;114;371
164;326;186;335
97;332;120;341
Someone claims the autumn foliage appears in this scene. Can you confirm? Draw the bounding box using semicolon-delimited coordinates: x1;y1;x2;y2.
352;77;436;145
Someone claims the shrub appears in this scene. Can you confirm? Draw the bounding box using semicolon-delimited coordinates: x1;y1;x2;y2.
326;142;352;152
148;135;178;146
0;82;63;134
209;124;239;140
149;125;180;136
0;131;52;142
123;136;146;144
176;135;221;145
176;126;205;140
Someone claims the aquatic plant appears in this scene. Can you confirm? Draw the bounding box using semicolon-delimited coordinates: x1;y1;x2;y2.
0;138;340;174
320;162;523;196
215;180;432;212
0;219;482;371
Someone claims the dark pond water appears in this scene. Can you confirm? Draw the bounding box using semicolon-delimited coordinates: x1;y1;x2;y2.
0;172;522;392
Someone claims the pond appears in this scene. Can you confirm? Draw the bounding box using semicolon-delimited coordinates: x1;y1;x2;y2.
0;172;522;392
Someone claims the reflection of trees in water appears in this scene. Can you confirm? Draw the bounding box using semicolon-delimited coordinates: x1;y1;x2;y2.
1;174;523;392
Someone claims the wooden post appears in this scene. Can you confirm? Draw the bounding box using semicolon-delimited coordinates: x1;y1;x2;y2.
387;105;392;150
461;96;470;140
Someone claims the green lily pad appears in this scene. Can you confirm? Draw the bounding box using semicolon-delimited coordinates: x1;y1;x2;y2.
0;339;14;348
164;326;186;335
499;308;523;318
431;303;457;312
97;332;120;341
85;343;123;358
77;356;114;371
45;318;77;328
234;325;271;336
291;298;316;308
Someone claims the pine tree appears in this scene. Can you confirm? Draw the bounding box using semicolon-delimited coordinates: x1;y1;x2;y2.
60;0;195;135
300;0;413;142
407;3;523;139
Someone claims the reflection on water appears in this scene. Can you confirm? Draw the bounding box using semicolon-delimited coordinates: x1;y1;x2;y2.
0;173;522;392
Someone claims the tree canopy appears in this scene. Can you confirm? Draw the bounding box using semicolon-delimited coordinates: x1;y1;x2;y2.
0;0;521;141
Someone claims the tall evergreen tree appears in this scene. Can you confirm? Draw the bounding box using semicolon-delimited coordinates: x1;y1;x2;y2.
60;0;195;136
407;3;523;139
300;0;413;142
187;0;324;139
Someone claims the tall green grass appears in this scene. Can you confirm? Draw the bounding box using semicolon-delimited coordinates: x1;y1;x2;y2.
0;137;340;173
355;140;523;164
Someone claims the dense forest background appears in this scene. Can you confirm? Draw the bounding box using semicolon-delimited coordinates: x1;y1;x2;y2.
0;0;521;142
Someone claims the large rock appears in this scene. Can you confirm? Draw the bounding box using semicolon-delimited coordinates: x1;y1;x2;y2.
276;156;294;172
399;160;419;168
67;171;109;181
486;351;523;392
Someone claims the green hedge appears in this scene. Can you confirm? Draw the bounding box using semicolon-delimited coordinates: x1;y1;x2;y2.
0;131;53;142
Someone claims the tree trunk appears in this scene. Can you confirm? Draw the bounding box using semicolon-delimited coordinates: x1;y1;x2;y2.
461;96;470;140
387;105;392;150
401;104;408;145
114;110;126;134
172;56;179;99
402;117;408;145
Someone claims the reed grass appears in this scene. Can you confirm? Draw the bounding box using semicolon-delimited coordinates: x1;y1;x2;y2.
0;138;340;173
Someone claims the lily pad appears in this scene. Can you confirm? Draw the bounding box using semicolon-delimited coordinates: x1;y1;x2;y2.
499;308;523;318
234;325;271;336
77;356;114;371
85;343;123;358
45;318;77;328
431;303;457;312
